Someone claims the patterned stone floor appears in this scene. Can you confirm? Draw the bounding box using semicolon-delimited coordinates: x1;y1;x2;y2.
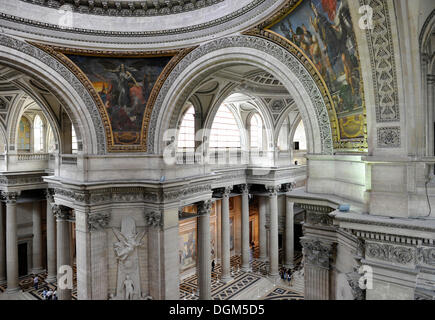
0;266;78;300
180;250;304;300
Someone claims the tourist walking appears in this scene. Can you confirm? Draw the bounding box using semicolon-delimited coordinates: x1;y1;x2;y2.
33;275;39;290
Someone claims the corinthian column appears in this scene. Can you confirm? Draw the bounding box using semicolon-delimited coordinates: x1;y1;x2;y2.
32;201;43;273
267;185;280;279
197;200;212;300
0;202;6;284
45;189;56;283
54;205;72;300
240;184;251;272
221;186;233;283
284;198;294;269
2;191;20;293
258;196;267;261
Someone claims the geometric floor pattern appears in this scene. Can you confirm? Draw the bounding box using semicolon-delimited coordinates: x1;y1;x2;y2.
3;266;79;300
180;249;304;300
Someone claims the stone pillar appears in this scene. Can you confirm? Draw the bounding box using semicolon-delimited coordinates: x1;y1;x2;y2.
221;186;233;283
45;190;56;283
197;200;212;300
3;191;19;293
258;196;267;261
267;185;280;279
54;205;72;300
301;238;335;300
32;201;43;273
0;202;5;284
216;200;222;263
240;184;251;271
284;198;294;268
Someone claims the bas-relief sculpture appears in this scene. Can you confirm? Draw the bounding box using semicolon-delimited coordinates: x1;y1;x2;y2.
111;216;146;300
67;55;171;147
269;0;365;141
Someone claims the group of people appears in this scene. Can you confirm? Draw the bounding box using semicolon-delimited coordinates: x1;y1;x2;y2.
33;275;58;300
280;267;293;285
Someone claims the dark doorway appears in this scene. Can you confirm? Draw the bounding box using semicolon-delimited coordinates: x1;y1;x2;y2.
18;243;28;277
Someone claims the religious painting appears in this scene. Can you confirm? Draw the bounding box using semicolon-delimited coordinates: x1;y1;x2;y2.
210;222;216;260
269;0;365;140
18;116;30;151
229;217;234;251
179;229;197;272
67;55;172;146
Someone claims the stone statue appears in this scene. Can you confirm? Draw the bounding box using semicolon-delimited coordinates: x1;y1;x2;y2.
112;216;146;300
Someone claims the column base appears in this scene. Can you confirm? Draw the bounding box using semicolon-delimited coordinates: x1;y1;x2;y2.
241;265;252;273
283;264;294;270
31;268;45;275
220;275;234;284
258;256;268;262
45;275;57;283
6;287;20;294
0;278;6;286
268;273;280;281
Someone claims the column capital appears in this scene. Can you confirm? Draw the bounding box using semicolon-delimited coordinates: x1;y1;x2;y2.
44;188;55;203
282;182;296;192
144;210;163;228
88;212;111;231
222;186;232;197
197;200;213;216
239;184;250;195
266;185;280;197
53;204;73;221
301;238;336;269
1;191;19;204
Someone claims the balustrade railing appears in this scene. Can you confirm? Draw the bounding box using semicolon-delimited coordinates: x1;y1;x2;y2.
17;153;49;161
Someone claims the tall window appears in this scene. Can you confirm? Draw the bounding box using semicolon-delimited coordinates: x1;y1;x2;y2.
18;116;31;152
72;124;78;154
209;105;241;149
177;106;195;152
293;121;307;150
250;113;263;149
34;115;44;153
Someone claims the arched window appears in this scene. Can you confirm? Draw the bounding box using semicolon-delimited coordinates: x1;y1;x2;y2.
72;124;78;154
209;105;241;149
18;116;31;152
293;121;307;151
250;113;263;150
177;106;195;152
33;115;44;153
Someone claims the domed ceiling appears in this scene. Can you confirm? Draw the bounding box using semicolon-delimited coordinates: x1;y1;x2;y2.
20;0;224;17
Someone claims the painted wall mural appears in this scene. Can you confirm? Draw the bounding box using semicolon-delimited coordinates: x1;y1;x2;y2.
268;0;367;147
67;55;172;148
179;229;197;272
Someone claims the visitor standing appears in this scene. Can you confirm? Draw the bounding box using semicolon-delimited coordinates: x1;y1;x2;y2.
33;275;39;290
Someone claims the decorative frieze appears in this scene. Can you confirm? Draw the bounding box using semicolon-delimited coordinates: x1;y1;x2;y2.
365;243;414;265
305;211;334;227
377;127;401;148
416;247;435;267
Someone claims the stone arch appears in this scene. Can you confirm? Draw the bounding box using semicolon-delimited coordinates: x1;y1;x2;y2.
0;33;106;155
149;35;333;156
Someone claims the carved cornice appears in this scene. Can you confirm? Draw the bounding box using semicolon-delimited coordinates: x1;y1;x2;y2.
301;238;335;269
88;212;111;231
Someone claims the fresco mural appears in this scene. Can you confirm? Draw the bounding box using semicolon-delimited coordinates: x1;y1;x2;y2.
67;55;172;146
269;0;365;140
179;229;197;272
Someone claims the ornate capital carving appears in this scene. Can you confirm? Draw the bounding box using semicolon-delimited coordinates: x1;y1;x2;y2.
266;185;280;197
52;205;73;221
282;182;296;192
222;186;232;198
240;184;250;195
88;212;111;231
44;188;55;203
144;210;163;228
1;191;19;203
197;200;213;216
301;238;335;269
